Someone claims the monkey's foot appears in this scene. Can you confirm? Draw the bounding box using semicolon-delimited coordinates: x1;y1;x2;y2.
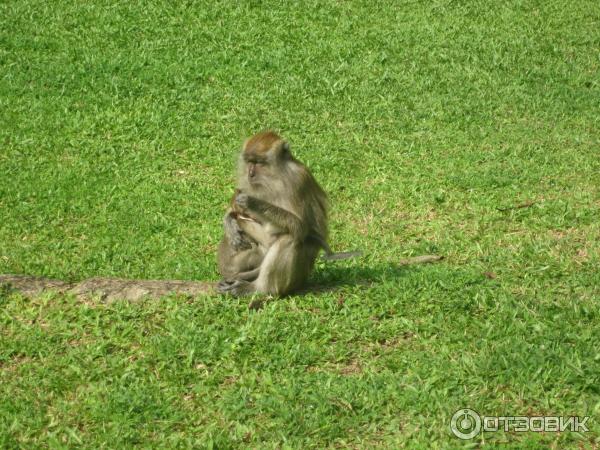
217;279;253;296
217;279;235;290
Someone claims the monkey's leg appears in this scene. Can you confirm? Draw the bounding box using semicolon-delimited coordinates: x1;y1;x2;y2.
253;237;319;296
218;237;319;297
217;240;290;296
236;268;260;281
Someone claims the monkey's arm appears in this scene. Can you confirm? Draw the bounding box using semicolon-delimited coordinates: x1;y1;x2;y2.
235;194;308;240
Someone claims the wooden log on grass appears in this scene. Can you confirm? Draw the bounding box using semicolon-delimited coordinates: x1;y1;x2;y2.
0;254;442;301
0;274;214;302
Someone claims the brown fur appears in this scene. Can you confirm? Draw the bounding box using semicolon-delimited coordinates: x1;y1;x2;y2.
243;131;282;158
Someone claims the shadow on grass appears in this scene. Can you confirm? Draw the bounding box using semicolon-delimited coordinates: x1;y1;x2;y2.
301;259;440;294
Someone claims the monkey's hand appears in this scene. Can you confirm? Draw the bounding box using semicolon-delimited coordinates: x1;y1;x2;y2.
224;212;253;251
234;192;253;211
234;193;262;224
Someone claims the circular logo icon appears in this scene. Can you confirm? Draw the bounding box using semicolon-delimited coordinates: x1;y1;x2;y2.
451;408;481;440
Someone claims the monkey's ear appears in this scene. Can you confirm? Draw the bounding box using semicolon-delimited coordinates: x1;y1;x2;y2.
281;141;290;154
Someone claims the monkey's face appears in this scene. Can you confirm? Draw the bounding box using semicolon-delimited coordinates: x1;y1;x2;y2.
243;157;267;186
240;131;291;187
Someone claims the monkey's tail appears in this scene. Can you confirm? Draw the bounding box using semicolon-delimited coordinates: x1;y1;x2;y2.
321;250;363;261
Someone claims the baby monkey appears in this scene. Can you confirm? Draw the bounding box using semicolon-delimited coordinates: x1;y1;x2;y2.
217;189;265;284
217;131;359;296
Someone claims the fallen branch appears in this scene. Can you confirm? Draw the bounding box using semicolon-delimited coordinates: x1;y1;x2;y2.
397;255;444;266
0;274;214;302
1;254;444;301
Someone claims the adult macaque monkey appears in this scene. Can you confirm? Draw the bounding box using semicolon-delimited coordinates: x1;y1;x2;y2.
217;131;360;296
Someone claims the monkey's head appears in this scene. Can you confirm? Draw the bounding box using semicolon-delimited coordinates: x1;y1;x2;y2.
239;131;292;188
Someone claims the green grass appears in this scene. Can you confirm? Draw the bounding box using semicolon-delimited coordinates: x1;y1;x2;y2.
1;0;599;447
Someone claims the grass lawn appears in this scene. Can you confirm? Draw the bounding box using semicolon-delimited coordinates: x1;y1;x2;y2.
1;0;599;447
